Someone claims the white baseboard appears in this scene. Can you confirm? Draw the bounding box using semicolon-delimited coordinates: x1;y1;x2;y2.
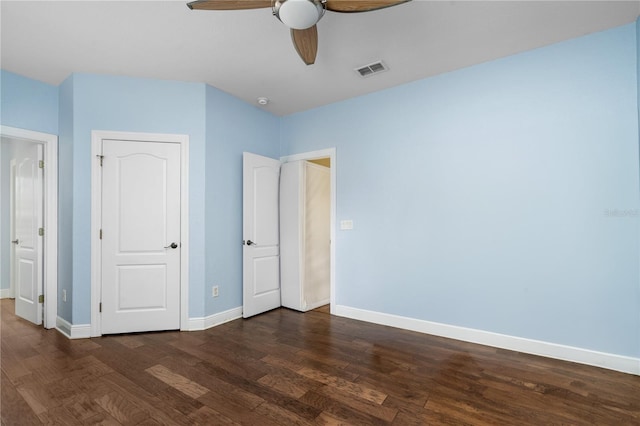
55;306;242;339
0;288;13;299
333;305;640;376
186;306;243;331
56;316;91;339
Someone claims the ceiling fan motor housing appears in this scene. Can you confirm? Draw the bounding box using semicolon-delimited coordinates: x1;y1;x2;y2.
273;0;326;30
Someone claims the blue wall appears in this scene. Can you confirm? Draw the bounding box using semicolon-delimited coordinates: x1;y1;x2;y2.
282;24;640;357
205;86;280;315
57;76;74;322
0;70;58;135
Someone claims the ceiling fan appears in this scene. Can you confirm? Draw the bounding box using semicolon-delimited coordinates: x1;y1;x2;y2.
187;0;411;65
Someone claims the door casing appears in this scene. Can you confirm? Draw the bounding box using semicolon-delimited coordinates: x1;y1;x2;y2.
0;126;58;329
9;159;16;300
91;130;189;337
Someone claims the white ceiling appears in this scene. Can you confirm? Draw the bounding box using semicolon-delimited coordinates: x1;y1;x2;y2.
1;1;639;116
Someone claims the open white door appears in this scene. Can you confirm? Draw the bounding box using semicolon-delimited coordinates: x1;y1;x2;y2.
13;143;44;325
100;139;181;334
243;152;282;318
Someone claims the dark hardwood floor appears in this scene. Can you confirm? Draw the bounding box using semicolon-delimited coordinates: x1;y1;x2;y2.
1;299;639;425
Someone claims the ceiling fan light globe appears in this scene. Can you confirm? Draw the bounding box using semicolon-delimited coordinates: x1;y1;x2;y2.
274;0;325;30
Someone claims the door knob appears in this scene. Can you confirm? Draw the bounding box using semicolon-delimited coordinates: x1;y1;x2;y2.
11;239;19;244
164;242;178;249
246;240;256;246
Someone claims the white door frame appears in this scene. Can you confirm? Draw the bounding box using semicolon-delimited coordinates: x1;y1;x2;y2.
91;130;189;337
9;159;16;300
280;148;336;313
0;125;58;329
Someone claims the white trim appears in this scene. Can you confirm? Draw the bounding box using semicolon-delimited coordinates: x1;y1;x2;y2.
0;126;58;329
91;130;190;337
9;159;16;302
187;306;243;331
333;305;640;376
0;288;13;299
280;148;337;314
56;316;91;339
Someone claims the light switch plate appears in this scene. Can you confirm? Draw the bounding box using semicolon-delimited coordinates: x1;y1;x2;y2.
340;220;353;230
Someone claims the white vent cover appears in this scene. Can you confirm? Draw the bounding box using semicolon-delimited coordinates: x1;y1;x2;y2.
355;61;389;78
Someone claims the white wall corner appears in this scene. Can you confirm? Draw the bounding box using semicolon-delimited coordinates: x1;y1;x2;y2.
56;316;91;339
186;306;243;331
333;305;640;376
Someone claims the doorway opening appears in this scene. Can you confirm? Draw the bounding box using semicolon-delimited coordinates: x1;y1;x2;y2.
0;126;58;329
281;148;336;315
280;157;331;313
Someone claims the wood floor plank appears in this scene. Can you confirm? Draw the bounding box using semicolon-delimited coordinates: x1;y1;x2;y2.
196;391;281;425
196;360;322;421
15;381;63;417
253;401;315;426
315;385;399;422
257;374;312;399
0;371;42;426
37;404;84;425
145;365;209;399
314;411;352;426
186;406;239;425
262;353;361;382
297;367;388;405
61;392;109;422
299;389;389;426
99;372;196;425
94;391;150;425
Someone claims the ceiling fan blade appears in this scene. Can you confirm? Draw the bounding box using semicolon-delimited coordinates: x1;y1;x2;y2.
291;25;318;66
326;0;411;13
187;0;271;10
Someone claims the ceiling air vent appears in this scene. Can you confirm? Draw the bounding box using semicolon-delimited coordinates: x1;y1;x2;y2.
355;61;388;78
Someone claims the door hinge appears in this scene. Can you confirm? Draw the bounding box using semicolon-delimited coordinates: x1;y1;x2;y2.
38;294;44;303
97;155;104;167
99;302;102;313
99;229;102;240
38;228;44;236
39;160;44;169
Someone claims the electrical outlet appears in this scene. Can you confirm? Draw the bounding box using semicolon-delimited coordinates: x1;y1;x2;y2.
62;289;67;302
212;285;219;298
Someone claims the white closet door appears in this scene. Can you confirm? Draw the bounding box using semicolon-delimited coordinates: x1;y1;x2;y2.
101;139;181;334
243;152;282;318
14;143;44;325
